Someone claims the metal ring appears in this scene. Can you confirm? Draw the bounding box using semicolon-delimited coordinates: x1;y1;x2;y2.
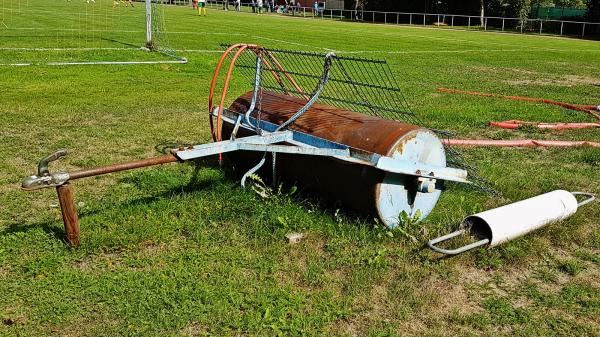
571;192;596;207
427;229;490;255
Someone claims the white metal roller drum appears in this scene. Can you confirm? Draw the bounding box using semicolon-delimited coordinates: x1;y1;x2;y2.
376;129;446;228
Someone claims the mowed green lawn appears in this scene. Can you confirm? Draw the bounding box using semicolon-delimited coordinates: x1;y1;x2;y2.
1;1;599;336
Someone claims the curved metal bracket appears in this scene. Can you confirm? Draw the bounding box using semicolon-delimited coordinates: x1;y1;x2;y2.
22;149;70;191
427;229;489;255
38;149;67;176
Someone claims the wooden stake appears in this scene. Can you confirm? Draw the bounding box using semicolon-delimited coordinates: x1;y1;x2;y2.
56;183;80;247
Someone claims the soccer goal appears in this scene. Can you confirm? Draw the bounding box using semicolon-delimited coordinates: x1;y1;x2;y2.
0;0;187;66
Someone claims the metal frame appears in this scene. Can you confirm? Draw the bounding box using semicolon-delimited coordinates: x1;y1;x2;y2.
21;45;469;246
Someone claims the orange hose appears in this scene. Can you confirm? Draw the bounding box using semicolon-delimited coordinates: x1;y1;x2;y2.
437;87;600;120
443;139;600;148
208;44;247;141
207;44;308;142
215;45;249;141
490;120;600;130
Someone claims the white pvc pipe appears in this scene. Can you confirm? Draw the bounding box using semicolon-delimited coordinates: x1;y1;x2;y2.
467;190;578;247
428;190;595;255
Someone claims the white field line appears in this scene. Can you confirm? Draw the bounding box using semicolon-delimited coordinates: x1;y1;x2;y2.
173;49;223;53
4;27;246;36
2;47;598;55
252;35;334;52
337;48;600;54
0;59;188;66
0;47;139;51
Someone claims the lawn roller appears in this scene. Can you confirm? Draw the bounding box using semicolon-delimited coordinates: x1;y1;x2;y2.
22;44;476;246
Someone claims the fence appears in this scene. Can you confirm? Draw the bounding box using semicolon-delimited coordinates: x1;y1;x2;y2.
194;1;600;39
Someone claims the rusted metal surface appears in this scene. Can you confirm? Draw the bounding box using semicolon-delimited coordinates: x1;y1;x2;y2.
229;91;420;156
56;183;80;247
69;155;178;181
225;91;443;221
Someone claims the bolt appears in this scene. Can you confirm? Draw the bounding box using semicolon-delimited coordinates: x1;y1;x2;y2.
417;178;436;193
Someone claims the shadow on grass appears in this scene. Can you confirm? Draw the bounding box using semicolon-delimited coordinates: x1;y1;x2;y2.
100;37;143;49
0;157;224;244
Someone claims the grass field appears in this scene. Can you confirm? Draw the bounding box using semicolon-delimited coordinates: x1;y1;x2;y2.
1;1;600;336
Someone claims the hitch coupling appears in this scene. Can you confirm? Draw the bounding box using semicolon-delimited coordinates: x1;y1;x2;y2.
22;149;70;191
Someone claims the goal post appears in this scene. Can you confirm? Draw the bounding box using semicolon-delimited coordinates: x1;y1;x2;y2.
0;0;187;66
146;0;153;50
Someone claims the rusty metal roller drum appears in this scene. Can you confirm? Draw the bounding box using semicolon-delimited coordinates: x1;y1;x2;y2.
224;91;447;227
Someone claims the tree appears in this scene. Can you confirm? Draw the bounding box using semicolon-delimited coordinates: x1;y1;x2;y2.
588;0;600;22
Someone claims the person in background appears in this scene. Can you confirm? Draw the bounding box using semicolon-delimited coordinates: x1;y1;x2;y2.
198;0;207;16
313;1;318;16
256;0;263;14
251;0;256;13
235;0;241;11
223;0;229;11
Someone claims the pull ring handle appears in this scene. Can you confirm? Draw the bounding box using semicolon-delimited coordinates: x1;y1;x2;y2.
427;229;489;255
38;149;67;176
571;192;595;207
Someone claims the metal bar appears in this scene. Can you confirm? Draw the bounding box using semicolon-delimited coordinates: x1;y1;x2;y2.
560;21;563;35
176;132;294;161
376;156;469;183
57;183;80;247
427;229;489;255
69;155;178;180
521;20;524;33
237;143;349;157
145;0;152;48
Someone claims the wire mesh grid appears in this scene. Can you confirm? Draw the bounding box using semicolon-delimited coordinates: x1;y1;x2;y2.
219;45;498;195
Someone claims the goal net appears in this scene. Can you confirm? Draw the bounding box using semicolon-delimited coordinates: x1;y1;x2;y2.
0;0;187;66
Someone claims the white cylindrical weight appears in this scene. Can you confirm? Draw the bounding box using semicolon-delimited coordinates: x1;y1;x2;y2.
466;190;578;247
428;190;595;255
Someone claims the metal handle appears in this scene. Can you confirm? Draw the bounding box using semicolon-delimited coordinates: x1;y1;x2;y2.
38;149;67;176
571;192;596;207
427;228;489;255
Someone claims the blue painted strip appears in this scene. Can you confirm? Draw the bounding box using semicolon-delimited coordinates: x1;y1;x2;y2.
245;115;349;150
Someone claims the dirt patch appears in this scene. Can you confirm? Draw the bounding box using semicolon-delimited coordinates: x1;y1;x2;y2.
73;237;187;272
504;75;600;87
469;66;541;77
180;321;207;336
